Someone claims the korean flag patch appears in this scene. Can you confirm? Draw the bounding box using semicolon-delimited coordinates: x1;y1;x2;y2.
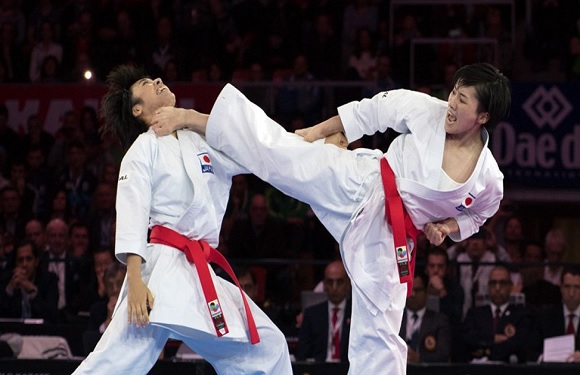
198;152;214;174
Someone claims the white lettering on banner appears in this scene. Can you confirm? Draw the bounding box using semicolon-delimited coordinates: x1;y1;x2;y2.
562;125;580;168
493;123;580;169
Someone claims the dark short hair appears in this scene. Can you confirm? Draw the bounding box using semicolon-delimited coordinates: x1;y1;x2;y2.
453;62;511;129
426;246;449;264
104;261;126;281
561;265;580;283
100;65;149;151
16;239;40;259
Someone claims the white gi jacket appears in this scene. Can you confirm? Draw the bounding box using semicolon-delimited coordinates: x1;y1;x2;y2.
205;85;503;374
115;128;250;338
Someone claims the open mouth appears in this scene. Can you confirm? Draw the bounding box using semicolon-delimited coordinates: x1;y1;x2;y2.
446;111;456;123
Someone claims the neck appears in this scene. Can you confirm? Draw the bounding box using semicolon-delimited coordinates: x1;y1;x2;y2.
446;128;483;148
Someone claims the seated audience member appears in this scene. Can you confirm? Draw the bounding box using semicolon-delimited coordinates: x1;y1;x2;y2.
544;229;569;286
87;182;116;249
425;246;464;324
0;185;31;240
424;246;464;360
521;240;561;315
457;228;496;317
227;193;289;259
24;219;47;252
86;262;126;334
39;218;82;322
0;231;14;284
297;260;351;363
69;221;93;279
462;265;532;363
228;193;291;304
500;215;526;263
400;271;451;363
0;240;58;322
78;247;115;313
529;266;580;363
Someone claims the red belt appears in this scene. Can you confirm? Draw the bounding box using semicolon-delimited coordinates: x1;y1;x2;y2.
149;225;260;344
380;158;421;296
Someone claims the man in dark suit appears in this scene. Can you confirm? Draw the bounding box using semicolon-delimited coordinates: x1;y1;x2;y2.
529;265;580;362
297;260;351;363
0;240;58;322
399;271;451;363
39;218;82;322
463;264;532;362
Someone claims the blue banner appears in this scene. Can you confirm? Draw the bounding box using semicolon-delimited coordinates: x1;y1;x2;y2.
491;83;580;188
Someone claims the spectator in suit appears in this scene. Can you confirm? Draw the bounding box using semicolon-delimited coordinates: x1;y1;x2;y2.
52;140;99;222
529;265;580;362
77;247;114;314
39;218;82;322
86;261;126;334
544;229;568;286
87;182;116;249
0;185;31;241
462;265;532;363
297;260;351;363
25;145;53;220
521;240;561;315
424;246;464;361
227;193;288;259
0;230;14;284
425;246;464;325
0;240;58;322
457;228;496;317
399;271;451;363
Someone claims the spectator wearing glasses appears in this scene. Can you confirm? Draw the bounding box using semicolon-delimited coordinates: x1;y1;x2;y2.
462;265;532;363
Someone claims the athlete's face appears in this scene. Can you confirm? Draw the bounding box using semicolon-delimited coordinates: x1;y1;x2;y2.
445;85;488;136
131;77;175;125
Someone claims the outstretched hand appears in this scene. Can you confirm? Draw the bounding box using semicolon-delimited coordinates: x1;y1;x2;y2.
151;107;188;136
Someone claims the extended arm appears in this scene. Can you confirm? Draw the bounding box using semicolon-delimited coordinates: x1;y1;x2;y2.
151;107;208;136
295;115;344;142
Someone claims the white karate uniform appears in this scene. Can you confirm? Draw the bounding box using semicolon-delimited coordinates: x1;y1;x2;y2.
73;129;292;375
204;84;503;374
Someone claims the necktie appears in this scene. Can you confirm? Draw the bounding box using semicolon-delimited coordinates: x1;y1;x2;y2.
409;313;420;351
493;307;501;333
49;260;65;310
471;262;479;307
567;314;576;335
331;307;340;360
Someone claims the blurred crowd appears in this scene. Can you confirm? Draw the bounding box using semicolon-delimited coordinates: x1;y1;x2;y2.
1;0;579;86
1;0;580;364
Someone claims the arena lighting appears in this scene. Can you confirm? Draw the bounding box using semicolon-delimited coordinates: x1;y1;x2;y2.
84;70;93;80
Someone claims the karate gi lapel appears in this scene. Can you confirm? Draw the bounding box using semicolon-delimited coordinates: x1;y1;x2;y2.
174;130;217;232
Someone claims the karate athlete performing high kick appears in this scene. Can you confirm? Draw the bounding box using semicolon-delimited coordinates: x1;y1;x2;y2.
72;65;292;375
152;62;511;374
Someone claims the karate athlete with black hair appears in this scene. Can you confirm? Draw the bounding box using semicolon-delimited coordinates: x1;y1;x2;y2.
152;62;511;374
72;65;292;375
